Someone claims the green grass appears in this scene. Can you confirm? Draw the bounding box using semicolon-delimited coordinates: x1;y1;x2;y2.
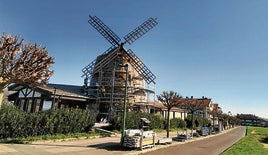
222;126;268;155
0;131;100;144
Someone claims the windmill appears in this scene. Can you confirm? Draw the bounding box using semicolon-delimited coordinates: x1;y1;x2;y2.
82;15;158;121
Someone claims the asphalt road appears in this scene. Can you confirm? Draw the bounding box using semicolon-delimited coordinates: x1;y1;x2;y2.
0;127;245;155
143;126;246;155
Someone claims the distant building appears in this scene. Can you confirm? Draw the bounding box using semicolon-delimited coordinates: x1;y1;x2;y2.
236;114;268;127
147;101;187;120
178;97;215;120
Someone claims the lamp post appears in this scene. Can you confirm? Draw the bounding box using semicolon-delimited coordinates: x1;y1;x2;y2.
228;111;232;129
120;64;128;146
202;97;205;127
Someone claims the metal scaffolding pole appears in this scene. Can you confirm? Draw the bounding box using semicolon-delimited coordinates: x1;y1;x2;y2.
120;64;128;146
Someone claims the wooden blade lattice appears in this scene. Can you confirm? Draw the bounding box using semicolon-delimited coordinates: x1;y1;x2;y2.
88;15;121;46
123;18;158;45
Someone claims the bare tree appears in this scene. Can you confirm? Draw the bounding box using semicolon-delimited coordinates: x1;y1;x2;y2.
157;91;183;138
218;113;230;130
179;97;207;137
208;105;222;132
0;34;54;92
232;116;242;126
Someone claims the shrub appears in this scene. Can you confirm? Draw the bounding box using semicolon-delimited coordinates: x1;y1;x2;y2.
0;104;96;139
109;111;165;130
185;114;210;129
170;118;186;129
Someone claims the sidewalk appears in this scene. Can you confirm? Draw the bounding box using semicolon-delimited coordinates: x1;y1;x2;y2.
0;128;235;155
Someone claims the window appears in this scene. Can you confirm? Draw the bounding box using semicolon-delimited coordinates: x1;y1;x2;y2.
42;100;52;111
34;92;41;97
27;99;32;112
19;99;25;110
35;99;41;112
150;109;154;114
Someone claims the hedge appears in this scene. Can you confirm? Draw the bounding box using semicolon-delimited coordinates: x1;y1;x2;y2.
109;112;165;130
185;114;211;129
170;118;186;129
0;104;96;139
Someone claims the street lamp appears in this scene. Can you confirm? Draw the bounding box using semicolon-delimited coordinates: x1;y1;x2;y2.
202;96;205;127
228;111;232;129
120;64;128;146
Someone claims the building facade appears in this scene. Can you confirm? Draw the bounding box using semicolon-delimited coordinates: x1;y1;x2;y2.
8;83;94;113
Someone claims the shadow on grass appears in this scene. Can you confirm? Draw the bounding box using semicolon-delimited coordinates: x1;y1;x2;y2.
260;137;268;144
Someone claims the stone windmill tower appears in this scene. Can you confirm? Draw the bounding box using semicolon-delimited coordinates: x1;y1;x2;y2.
82;15;157;120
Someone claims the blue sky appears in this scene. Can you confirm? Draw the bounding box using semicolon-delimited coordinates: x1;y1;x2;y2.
1;0;268;118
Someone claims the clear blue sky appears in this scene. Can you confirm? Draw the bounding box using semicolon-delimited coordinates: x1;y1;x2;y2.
1;0;268;118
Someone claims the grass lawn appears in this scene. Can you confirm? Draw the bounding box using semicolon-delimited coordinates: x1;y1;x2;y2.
222;126;268;155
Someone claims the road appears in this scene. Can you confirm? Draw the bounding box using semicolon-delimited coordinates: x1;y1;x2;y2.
143;126;246;155
0;127;245;155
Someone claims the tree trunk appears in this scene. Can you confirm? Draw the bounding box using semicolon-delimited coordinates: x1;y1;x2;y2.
0;82;7;93
0;82;7;105
0;92;3;106
191;112;194;137
166;109;170;138
213;115;215;132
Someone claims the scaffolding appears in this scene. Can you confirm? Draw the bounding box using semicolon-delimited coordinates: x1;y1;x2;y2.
83;46;155;120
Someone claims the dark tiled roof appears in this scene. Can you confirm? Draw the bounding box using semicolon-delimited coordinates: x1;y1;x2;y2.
39;84;89;100
148;101;167;109
147;101;185;112
9;83;93;100
212;103;219;110
179;98;212;107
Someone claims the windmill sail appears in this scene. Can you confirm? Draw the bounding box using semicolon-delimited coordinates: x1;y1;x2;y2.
123;18;158;45
88;15;121;46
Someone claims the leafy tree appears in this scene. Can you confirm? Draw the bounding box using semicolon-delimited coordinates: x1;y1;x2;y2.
0;34;54;92
157;91;183;138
